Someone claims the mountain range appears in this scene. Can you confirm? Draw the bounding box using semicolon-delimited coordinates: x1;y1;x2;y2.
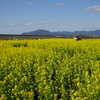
22;29;100;36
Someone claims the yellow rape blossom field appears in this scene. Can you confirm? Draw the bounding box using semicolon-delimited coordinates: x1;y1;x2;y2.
0;39;100;100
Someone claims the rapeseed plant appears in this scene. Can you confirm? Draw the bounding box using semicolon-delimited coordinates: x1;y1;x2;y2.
0;39;100;99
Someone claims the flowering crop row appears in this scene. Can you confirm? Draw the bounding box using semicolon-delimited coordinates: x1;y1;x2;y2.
0;39;100;100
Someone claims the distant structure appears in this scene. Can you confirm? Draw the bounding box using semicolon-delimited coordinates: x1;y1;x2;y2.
13;38;20;40
73;35;81;41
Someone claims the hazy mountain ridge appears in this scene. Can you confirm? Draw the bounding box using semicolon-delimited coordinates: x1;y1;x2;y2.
22;29;100;36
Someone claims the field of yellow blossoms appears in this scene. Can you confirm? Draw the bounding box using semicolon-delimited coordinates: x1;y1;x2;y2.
0;39;100;100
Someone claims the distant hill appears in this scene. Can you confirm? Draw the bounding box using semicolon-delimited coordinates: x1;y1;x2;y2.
22;29;100;36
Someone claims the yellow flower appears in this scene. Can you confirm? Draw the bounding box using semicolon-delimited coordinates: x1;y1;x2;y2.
54;94;58;98
84;97;88;100
45;85;50;90
75;97;82;100
14;85;18;90
0;94;7;100
96;85;99;90
28;92;34;99
16;98;20;100
74;91;79;96
77;82;82;87
85;71;89;76
43;80;47;84
87;84;92;89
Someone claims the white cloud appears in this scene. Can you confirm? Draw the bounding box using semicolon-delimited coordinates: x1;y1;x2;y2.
78;24;99;30
85;5;100;13
56;3;64;6
78;26;85;29
64;20;74;23
9;23;18;26
44;23;49;27
44;21;49;24
25;23;35;26
29;1;35;5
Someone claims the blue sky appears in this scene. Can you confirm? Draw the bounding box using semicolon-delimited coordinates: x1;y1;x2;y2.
0;0;100;34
